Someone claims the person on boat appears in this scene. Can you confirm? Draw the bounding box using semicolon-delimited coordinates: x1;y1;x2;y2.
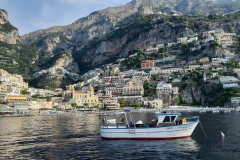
120;117;125;124
101;117;107;126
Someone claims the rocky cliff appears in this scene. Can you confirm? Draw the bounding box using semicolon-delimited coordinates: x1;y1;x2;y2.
179;79;225;106
2;0;240;91
0;9;8;25
30;51;80;89
0;9;79;88
20;0;240;75
79;14;240;70
0;9;20;44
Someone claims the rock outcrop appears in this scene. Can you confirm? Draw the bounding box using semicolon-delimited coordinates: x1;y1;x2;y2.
31;51;80;88
0;9;20;44
0;9;8;24
179;79;224;106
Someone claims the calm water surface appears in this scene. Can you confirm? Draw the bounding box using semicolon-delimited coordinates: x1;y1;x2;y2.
0;111;240;159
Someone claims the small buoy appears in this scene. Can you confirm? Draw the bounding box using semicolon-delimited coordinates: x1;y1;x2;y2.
221;131;225;139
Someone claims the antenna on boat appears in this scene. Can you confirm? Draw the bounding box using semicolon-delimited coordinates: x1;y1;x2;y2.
199;121;207;138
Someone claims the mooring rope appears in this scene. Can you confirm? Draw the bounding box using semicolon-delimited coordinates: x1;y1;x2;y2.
199;121;207;138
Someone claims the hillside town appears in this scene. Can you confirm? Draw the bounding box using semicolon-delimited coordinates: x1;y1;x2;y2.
1;28;240;115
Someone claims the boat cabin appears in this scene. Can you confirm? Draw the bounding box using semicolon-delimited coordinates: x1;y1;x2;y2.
156;113;180;123
155;112;182;127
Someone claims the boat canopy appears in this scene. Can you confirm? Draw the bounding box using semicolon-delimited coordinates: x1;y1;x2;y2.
156;113;181;123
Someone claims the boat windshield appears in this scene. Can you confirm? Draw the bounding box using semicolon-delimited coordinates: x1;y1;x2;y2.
163;116;176;122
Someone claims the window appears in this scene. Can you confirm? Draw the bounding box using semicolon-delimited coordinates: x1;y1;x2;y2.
171;116;176;121
163;116;170;122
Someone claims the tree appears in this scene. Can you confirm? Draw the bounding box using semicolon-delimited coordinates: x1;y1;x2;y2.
91;104;99;109
71;103;78;108
119;99;126;108
21;89;30;95
151;73;161;81
83;102;89;108
131;103;140;108
46;97;51;102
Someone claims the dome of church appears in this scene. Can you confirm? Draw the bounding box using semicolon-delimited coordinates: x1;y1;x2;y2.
88;84;94;91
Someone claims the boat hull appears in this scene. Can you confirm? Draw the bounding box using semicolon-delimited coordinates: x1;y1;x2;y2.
100;121;199;140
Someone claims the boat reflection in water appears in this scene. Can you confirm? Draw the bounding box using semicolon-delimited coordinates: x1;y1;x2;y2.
100;137;200;159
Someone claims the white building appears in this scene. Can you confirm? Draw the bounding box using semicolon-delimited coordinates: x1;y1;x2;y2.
177;37;188;44
190;46;201;52
150;67;184;76
145;47;158;54
212;57;230;64
156;82;173;95
168;42;177;47
202;36;214;43
143;99;163;108
156;44;165;48
219;76;239;88
188;37;198;43
231;97;240;104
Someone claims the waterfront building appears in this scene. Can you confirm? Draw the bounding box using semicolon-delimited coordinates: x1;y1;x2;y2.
6;95;29;106
143;99;163;108
117;96;143;107
68;84;99;107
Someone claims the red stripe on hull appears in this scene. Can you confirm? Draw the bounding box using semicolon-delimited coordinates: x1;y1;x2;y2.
101;136;190;140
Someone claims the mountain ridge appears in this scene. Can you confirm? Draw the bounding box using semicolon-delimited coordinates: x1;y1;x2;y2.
2;0;240;88
21;0;240;53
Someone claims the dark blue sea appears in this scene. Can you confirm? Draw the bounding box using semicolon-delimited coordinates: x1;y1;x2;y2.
0;111;240;160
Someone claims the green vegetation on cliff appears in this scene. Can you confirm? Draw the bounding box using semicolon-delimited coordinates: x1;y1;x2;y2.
0;22;17;32
0;41;52;81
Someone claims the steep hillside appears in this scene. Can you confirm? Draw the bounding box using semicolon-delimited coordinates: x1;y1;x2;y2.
73;12;240;73
3;0;240;89
0;9;79;87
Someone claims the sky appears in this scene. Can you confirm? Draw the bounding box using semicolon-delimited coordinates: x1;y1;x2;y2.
0;0;132;35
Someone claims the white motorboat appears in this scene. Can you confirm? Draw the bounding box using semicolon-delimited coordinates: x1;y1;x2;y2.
100;111;199;140
224;109;231;113
212;109;219;114
199;109;206;114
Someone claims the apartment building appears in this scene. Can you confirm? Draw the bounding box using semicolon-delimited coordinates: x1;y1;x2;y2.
141;60;155;69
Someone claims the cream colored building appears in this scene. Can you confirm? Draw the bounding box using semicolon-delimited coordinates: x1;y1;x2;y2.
6;94;29;106
199;57;210;63
122;77;145;96
70;84;98;106
0;83;9;93
0;69;28;88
